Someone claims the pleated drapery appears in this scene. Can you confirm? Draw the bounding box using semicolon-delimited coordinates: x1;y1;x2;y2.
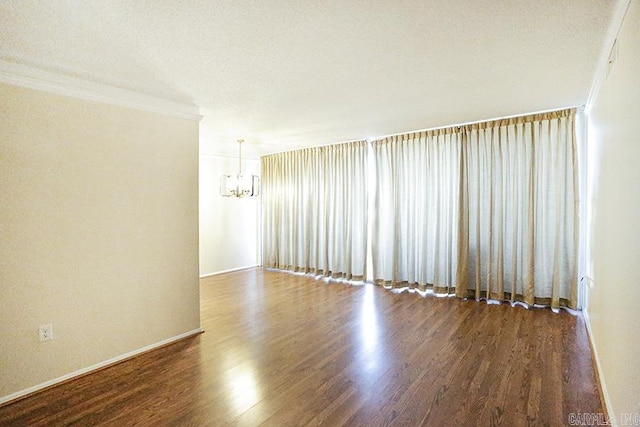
261;141;368;280
372;109;578;309
372;130;461;293
456;110;578;308
261;108;578;309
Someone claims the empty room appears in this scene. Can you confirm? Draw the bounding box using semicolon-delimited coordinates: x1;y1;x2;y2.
1;1;639;426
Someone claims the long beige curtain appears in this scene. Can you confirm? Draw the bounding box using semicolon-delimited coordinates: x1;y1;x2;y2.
372;130;461;293
261;141;368;279
372;108;578;309
262;109;578;309
456;110;578;308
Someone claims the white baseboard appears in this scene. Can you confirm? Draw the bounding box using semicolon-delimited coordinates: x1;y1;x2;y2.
583;308;617;426
199;264;259;278
0;327;203;407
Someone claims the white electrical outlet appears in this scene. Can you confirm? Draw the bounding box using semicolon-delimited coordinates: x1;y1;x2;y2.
39;324;53;342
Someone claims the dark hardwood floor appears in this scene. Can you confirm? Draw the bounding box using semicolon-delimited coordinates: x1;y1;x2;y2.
0;268;603;426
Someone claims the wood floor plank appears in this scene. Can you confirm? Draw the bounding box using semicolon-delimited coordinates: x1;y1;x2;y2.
0;268;604;426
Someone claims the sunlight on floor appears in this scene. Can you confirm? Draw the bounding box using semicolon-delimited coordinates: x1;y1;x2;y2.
359;284;380;372
225;364;261;414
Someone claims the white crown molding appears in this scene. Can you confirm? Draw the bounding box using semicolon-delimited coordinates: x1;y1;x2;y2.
0;60;203;121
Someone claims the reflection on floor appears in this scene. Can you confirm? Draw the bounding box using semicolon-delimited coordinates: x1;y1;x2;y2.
0;267;604;426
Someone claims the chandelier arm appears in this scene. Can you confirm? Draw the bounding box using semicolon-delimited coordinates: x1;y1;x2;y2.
238;139;243;174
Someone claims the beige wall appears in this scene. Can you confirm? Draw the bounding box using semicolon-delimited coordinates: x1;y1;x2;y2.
199;154;260;276
586;0;640;422
0;83;201;399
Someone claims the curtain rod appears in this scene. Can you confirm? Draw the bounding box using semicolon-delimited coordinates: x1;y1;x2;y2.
262;105;584;157
364;105;584;143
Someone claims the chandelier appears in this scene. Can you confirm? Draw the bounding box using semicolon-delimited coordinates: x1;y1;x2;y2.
220;139;260;198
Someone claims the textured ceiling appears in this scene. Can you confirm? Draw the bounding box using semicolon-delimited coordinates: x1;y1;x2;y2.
0;1;616;158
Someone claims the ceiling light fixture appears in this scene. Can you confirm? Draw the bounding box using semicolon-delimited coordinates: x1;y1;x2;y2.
220;139;260;198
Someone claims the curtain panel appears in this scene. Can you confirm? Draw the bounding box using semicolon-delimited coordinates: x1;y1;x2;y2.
372;108;578;309
372;130;461;293
261;141;368;280
456;109;578;308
